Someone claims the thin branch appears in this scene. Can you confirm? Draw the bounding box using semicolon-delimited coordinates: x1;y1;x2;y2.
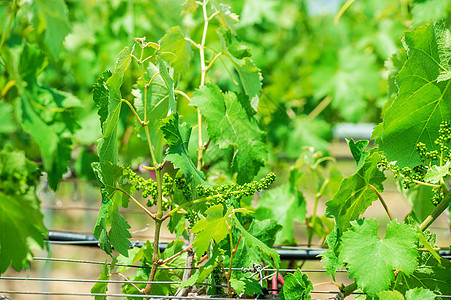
205;52;223;73
307;96;332;121
313;282;342;289
185;37;201;49
115;187;156;219
121;99;145;125
110;272;145;295
420;191;451;231
412;179;441;188
174;90;191;102
160;244;194;265
368;184;394;221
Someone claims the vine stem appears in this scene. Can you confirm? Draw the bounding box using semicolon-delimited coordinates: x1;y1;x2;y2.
420;190;451;231
111;272;145;295
368;184;394;221
196;0;210;170
226;234;241;297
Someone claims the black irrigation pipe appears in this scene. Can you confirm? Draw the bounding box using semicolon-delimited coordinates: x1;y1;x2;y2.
47;231;451;260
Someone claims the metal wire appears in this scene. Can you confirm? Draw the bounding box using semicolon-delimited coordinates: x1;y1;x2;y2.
32;257;348;273
0;291;242;299
0;276;224;287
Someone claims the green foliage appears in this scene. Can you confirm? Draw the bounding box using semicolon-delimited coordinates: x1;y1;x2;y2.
0;146;46;273
160;113;206;186
326;151;386;232
90;261;111;300
280;269;313;300
190;84;267;183
340;219;418;296
191;204;231;257
377;23;451;168
255;184;306;244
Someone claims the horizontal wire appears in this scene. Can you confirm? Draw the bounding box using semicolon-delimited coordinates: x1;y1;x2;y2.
0;291;240;299
32;257;348;273
0;276;223;287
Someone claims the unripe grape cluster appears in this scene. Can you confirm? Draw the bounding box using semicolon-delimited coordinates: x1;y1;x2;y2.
378;121;451;205
195;172;276;205
123;167;158;206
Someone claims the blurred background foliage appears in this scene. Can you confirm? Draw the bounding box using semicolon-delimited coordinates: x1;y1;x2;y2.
2;0;450;179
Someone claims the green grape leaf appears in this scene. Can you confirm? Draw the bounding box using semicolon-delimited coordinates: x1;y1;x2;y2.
377;290;404;300
378;23;451;168
347;139;369;166
230;277;262;296
31;0;71;58
339;219;419;296
320;227;343;281
0;147;46;274
92;162;131;256
133;62;169;162
406;288;437;300
91;261;110;300
218;29;262;101
325;152;386;232
396;265;451;296
182;0;199;14
98;47;132;164
180;245;222;288
423;161;450;184
191;204;230;257
280;269;313;300
159;26;192;74
109;205;131;257
212;4;239;32
232;214;280;270
255;184;306;244
93;71;112;131
232;219;282;269
190;84;267;184
160;112;206;185
157;57;177;113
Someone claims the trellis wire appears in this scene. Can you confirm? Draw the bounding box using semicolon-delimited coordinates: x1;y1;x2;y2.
32;257;348;273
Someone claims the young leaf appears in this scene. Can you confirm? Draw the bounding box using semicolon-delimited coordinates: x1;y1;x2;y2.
160;112;206;186
212;4;240;32
232;214;280;270
378;23;451;168
93;70;112;131
230;277;262;296
325;151;386;232
280;269;313;300
98;47;132;164
91;261;110;300
339;219;419;296
133;62;169;162
0;147;46;274
423;161;450;184
109;205;131;257
347;139;369;166
159;26;192;74
255;184;306;244
217;29;262;101
377;290;404;300
157;57;176;113
406;288;437;300
191;204;230;257
190;84;267;183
